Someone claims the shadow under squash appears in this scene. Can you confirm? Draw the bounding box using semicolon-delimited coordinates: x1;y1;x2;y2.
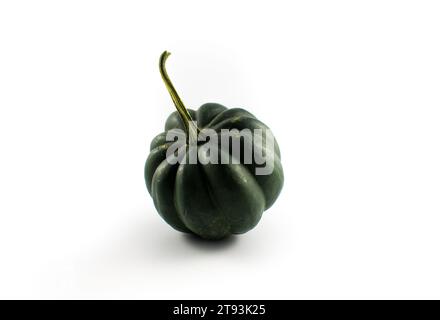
181;233;238;252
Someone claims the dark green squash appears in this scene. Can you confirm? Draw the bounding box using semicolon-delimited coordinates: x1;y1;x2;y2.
145;51;283;240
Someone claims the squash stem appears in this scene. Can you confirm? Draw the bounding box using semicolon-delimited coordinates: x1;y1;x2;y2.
159;51;196;134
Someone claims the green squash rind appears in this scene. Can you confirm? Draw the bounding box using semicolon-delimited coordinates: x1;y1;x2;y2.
145;103;284;240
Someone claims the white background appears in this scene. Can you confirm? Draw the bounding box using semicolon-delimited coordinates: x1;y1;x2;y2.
0;1;440;299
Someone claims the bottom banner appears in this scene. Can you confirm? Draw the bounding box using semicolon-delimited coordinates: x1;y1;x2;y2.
0;300;437;318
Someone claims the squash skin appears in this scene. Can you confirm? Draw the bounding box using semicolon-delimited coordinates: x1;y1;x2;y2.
145;103;283;240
